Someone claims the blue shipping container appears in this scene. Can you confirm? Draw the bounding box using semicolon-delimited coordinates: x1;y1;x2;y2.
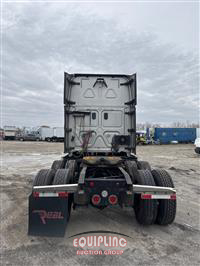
154;128;196;144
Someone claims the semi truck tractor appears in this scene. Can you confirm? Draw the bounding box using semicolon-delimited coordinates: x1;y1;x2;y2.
28;72;176;237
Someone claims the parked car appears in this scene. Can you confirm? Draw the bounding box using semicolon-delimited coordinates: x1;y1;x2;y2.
17;134;40;141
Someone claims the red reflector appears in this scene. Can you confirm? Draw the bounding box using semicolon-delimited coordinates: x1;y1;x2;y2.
90;181;95;187
92;194;101;205
170;194;176;200
108;195;118;205
141;194;152;199
33;192;39;197
58;192;68;198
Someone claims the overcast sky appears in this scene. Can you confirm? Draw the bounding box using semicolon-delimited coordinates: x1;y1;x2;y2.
1;1;199;127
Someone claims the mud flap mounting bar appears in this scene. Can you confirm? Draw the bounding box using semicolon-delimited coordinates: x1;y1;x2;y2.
132;184;176;194
32;184;78;193
29;183;176;237
32;183;175;195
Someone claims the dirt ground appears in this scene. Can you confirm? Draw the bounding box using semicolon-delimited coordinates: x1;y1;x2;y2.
0;141;200;266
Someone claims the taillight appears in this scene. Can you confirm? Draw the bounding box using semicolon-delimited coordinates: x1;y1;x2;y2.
92;194;101;205
108;195;118;205
58;192;68;198
90;181;95;187
33;192;39;197
141;194;152;199
170;194;176;200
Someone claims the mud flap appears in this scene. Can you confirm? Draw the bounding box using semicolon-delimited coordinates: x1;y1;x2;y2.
28;194;69;237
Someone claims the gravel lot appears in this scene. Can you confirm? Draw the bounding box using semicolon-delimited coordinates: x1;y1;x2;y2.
0;141;200;266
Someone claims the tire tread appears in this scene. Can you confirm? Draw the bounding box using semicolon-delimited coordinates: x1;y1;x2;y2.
134;169;157;225
151;169;176;225
33;169;55;186
125;160;138;183
137;161;151;171
51;160;65;170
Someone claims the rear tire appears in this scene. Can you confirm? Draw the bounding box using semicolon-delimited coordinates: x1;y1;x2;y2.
53;169;73;220
51;160;65;170
125;160;138;183
137;161;151;171
151;169;176;225
53;169;72;185
134;170;158;225
195;147;200;154
65;160;77;183
33;169;55;186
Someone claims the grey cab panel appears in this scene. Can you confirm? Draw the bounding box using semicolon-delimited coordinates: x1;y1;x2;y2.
64;73;137;153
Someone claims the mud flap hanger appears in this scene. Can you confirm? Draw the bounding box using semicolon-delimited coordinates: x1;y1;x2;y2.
132;185;176;200
32;183;176;196
33;184;78;193
132;185;176;194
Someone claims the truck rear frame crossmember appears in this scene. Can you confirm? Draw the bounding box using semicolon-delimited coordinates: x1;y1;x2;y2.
32;183;176;199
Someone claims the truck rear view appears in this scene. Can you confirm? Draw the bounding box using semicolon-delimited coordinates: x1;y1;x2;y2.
28;72;176;237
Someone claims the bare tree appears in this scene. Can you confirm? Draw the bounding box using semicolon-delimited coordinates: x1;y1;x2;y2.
137;121;199;130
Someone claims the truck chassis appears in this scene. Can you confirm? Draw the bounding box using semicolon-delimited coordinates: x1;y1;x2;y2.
28;72;176;237
29;154;176;237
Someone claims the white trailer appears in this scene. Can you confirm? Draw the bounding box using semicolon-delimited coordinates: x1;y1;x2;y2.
4;126;17;140
37;127;53;141
52;127;64;142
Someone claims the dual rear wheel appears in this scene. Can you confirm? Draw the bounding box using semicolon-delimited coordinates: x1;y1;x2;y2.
134;169;157;225
34;159;77;185
134;167;176;225
53;169;73;220
33;159;176;226
51;159;65;170
33;160;77;220
33;169;55;186
151;169;176;225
